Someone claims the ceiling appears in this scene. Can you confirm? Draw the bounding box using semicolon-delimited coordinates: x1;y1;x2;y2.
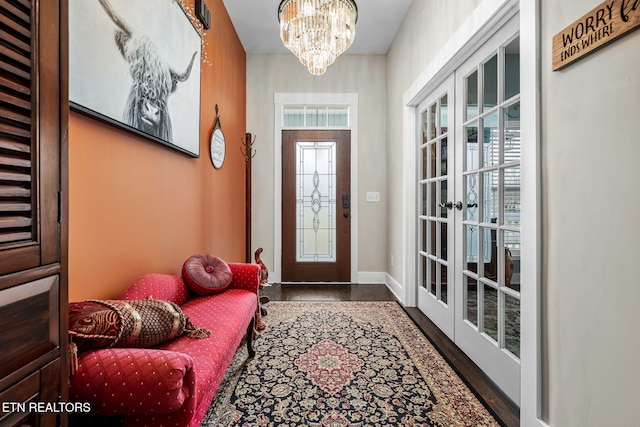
221;0;413;55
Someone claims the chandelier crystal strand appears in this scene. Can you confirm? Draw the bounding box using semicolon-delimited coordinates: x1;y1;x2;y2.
279;0;357;75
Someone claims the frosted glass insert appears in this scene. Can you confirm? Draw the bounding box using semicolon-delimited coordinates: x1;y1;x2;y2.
296;141;337;262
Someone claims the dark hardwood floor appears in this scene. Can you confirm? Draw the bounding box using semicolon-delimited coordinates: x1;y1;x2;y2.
262;283;520;427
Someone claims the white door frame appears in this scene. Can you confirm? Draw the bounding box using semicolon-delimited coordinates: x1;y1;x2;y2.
273;93;359;284
401;0;543;425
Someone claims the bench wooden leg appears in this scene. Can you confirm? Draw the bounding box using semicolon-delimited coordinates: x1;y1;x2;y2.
246;316;256;358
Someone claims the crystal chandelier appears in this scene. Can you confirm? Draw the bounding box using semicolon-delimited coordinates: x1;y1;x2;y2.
278;0;358;76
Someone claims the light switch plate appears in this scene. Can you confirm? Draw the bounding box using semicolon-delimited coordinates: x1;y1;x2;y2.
366;192;380;202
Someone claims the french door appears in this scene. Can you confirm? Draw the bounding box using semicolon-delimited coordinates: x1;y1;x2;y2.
416;16;522;404
417;76;455;339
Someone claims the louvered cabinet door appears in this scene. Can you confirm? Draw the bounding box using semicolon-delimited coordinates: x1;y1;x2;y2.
0;0;61;274
0;0;68;426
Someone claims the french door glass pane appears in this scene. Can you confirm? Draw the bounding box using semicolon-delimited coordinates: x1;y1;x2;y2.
483;284;498;341
483;112;499;167
296;141;336;262
420;219;427;253
504;103;521;163
440;94;449;133
483;54;498;110
421;146;428;180
465;275;478;326
440;138;448;176
482;170;499;223
429;259;437;295
505;293;521;358
504;166;521;227
429;220;437;255
440;180;448;218
465;225;479;274
441;263;448;304
466;70;478;120
440;222;448;261
505;230;521;291
428;103;437;139
504;37;520;100
466;123;479;170
428;182;436;216
420;255;427;288
465;174;479;221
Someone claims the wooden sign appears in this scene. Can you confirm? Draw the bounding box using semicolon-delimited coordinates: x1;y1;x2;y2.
552;0;640;70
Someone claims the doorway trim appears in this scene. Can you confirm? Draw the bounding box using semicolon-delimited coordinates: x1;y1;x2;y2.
273;93;359;283
401;0;542;425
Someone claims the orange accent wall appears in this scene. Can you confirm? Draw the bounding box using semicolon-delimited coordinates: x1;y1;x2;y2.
69;0;246;301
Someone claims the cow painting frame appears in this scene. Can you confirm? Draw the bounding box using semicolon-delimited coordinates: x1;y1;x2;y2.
69;0;202;157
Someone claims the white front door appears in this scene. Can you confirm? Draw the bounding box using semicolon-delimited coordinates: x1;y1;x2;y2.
415;15;522;404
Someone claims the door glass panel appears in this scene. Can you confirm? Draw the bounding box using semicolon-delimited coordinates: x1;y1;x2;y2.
429;259;437;295
482;227;497;282
428;103;437;139
505;293;520;358
440;222;448;261
465;174;479;221
483;284;498;341
427;182;436;216
420;255;427;288
429;143;437;178
483;54;498;110
482;170;499;223
504;36;520;100
465;275;478;326
465;225;478;274
465;123;479;171
440;94;448;133
466;70;478;120
504;102;521;164
419;183;427;216
483;112;499;167
440;180;448;218
440;138;448;176
505;231;521;291
421;146;428;180
441;263;448;304
420;219;427;253
504;166;520;226
428;220;437;255
296;141;336;262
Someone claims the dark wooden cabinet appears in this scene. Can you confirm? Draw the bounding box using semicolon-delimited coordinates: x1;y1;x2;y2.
0;0;68;426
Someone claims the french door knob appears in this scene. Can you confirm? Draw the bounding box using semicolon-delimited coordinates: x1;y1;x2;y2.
439;201;463;211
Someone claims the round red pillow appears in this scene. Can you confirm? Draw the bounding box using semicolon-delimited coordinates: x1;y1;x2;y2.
181;254;232;295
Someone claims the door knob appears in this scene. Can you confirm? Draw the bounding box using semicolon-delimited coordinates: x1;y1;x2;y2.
439;201;463;210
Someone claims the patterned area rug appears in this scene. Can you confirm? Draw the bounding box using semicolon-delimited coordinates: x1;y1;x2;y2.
201;301;499;427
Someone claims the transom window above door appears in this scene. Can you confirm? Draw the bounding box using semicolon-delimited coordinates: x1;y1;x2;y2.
283;106;350;128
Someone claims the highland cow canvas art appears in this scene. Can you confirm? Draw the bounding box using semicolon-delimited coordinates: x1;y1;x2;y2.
69;0;201;156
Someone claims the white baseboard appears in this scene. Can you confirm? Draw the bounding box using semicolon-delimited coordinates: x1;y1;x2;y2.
356;271;386;284
384;273;404;305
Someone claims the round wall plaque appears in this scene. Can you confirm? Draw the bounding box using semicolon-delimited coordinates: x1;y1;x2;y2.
210;127;225;169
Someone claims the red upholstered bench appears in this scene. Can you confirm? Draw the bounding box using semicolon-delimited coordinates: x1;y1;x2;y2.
69;261;260;427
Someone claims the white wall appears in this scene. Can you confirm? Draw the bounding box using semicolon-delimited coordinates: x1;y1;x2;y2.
247;54;387;277
385;1;482;285
541;0;640;425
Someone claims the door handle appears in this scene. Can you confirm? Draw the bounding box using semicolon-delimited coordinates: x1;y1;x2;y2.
439;201;463;210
